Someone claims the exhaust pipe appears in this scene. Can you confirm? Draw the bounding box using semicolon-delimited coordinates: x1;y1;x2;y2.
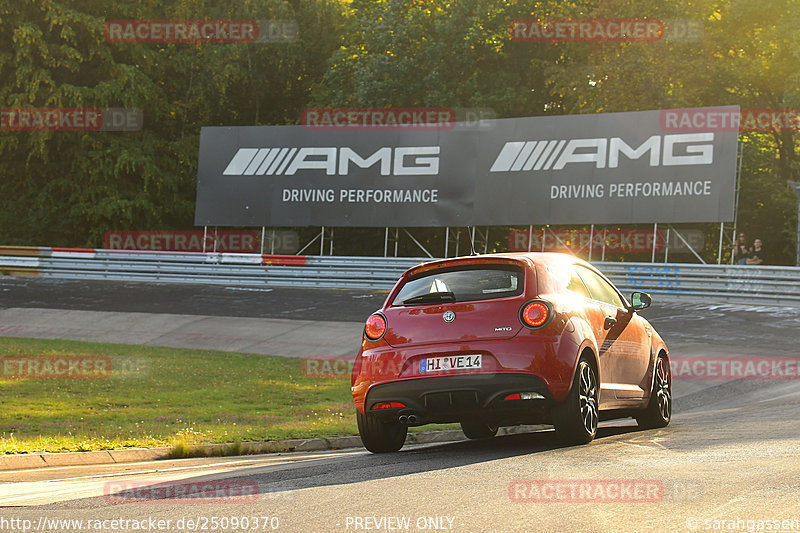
398;414;419;425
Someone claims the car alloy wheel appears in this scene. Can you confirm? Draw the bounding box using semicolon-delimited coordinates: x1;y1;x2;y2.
578;361;599;436
636;354;672;429
553;356;598;444
655;357;671;420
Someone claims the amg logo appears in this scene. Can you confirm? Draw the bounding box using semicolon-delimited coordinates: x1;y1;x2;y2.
223;146;440;176
490;133;714;172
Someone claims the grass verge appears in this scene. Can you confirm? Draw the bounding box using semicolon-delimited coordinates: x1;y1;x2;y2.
0;337;453;455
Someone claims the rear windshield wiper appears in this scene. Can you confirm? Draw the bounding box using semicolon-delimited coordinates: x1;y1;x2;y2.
402;291;456;305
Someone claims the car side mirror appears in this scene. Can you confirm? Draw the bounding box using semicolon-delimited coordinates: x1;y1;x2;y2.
630;291;652;311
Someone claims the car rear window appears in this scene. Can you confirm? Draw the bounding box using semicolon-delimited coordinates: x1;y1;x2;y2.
392;264;524;306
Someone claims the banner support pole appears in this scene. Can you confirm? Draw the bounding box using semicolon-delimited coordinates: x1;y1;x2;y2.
296;232;321;255
527;225;533;252
260;227;266;255
402;228;433;258
445;227;449;258
651;223;658;263
589;224;594;262
601;228;607;261
717;222;724;264
384;228;389;257
790;181;800;266
731;141;744;264
670;224;706;264
665;227;671;263
471;227;476;253
203;226;208;254
320;227;324;256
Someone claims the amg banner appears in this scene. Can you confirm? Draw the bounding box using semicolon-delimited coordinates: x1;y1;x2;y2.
194;106;739;226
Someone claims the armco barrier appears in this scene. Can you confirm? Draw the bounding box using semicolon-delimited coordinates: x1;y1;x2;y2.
0;247;419;290
1;246;798;305
597;262;800;306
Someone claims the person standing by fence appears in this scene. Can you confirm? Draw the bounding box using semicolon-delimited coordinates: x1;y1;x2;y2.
733;233;750;265
746;238;765;265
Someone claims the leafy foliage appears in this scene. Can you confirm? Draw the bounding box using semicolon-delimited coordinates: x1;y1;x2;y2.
0;0;345;245
0;0;797;262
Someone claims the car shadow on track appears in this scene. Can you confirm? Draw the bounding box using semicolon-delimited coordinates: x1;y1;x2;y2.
43;425;650;510
88;425;645;507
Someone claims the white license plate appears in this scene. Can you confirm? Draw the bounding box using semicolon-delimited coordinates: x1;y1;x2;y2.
420;354;482;373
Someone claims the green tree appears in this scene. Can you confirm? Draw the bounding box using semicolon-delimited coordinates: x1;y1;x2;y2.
0;0;347;246
311;0;800;262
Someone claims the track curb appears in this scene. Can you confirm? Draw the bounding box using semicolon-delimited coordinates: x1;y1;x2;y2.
0;426;547;471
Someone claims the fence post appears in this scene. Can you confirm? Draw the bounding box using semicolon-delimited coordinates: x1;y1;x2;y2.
651;223;658;263
789;181;800;267
260;227;266;255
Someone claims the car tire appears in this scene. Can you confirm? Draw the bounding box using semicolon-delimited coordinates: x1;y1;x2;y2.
636;354;672;429
552;356;599;445
460;421;499;439
356;409;408;453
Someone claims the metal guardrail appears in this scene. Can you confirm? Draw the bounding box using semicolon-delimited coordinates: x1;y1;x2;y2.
597;263;800;306
1;246;798;305
0;247;420;290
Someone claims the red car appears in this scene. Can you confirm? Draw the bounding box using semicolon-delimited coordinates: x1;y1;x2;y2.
351;252;671;453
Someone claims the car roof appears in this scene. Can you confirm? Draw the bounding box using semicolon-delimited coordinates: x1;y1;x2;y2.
402;251;592;278
409;252;588;271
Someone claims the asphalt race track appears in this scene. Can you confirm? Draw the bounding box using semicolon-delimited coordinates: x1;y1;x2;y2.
0;278;386;321
2;277;800;532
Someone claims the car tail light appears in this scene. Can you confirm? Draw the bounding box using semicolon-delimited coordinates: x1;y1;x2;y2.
372;401;406;410
504;392;545;401
519;300;552;329
364;313;387;341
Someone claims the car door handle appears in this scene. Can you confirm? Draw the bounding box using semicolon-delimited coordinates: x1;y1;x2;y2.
604;316;617;329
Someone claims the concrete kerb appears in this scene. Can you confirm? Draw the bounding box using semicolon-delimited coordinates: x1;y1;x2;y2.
0;425;550;471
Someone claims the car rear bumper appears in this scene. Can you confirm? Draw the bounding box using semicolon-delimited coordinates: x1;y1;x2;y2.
364;373;554;425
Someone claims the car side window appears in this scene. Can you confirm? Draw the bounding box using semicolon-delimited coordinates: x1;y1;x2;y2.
566;269;592;299
575;265;625;308
548;263;592;299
